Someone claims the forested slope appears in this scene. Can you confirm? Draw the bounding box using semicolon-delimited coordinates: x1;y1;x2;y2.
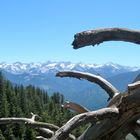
0;72;74;139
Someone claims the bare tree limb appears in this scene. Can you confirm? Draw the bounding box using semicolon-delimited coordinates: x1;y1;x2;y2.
76;77;140;140
62;100;89;113
0;117;76;140
38;128;54;135
51;107;119;140
36;136;48;140
72;28;140;49
52;27;140;140
128;81;140;92
56;71;119;98
36;128;54;138
30;112;41;121
78;104;140;140
137;119;140;125
108;80;140;107
0;117;59;131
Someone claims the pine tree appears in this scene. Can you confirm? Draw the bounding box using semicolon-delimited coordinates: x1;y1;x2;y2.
0;72;76;139
4;126;16;140
0;129;5;140
0;72;9;117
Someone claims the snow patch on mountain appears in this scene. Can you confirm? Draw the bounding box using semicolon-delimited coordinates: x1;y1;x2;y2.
0;61;140;109
0;61;139;77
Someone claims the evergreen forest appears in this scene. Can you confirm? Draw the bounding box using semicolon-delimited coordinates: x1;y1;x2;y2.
0;72;76;139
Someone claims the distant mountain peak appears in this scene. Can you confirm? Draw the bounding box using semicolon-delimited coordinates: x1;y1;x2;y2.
0;61;140;110
0;62;139;76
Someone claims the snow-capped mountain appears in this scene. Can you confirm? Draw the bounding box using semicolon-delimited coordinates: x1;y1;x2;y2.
0;61;139;77
0;61;140;110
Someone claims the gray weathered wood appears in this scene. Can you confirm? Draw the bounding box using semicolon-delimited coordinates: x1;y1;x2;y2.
0;117;76;140
51;107;119;140
0;117;59;131
77;86;140;140
72;28;140;49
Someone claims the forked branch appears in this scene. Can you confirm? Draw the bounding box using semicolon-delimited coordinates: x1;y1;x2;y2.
72;28;140;49
0;117;59;131
0;117;76;140
56;71;119;98
51;107;119;140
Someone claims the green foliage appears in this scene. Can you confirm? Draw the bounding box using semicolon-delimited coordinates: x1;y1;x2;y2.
0;129;5;140
0;72;9;117
0;72;75;139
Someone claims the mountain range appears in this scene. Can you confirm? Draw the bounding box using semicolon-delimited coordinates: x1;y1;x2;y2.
0;61;140;110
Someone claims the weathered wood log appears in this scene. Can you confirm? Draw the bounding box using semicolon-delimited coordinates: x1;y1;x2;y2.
77;86;140;140
72;28;140;49
56;71;119;98
55;72;140;140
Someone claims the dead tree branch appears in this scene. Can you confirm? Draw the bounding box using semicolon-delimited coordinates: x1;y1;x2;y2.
51;107;119;140
56;71;119;98
79;85;140;140
0;117;76;140
62;100;89;113
128;81;140;91
36;128;54;138
72;28;140;49
36;136;48;140
52;27;140;139
0;117;59;131
55;71;140;139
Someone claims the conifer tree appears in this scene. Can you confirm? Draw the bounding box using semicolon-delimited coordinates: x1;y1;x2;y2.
0;129;5;140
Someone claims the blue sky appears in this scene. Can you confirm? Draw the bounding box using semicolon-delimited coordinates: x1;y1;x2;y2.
0;0;140;66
